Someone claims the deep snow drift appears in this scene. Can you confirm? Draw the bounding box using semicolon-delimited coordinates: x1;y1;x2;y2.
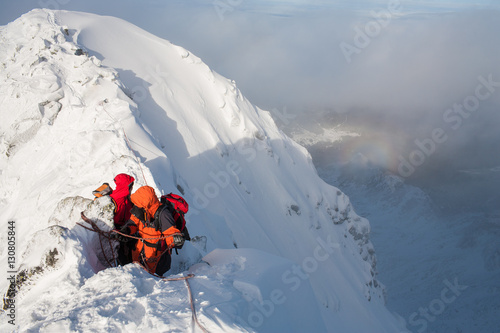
0;9;404;332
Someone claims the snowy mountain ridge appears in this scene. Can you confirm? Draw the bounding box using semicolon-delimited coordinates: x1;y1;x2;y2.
0;9;404;332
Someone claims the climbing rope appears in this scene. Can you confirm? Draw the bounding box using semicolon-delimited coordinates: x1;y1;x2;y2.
110;228;183;242
139;267;209;333
77;212;117;268
184;275;210;333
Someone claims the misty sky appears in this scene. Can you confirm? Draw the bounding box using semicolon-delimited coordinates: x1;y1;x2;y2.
2;0;500;179
1;1;498;112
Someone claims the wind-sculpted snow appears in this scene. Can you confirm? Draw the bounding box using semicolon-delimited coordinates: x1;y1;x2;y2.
0;9;404;332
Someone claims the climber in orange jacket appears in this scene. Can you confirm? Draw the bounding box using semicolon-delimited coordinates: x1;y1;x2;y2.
117;186;190;276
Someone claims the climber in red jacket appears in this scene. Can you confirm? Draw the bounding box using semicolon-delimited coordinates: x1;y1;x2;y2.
109;173;135;228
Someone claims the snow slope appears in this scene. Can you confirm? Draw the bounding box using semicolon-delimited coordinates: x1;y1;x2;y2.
0;9;404;332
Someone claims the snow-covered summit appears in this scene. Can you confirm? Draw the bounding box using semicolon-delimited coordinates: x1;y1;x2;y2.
0;9;404;332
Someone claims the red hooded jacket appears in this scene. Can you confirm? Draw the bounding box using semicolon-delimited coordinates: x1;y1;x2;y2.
109;173;135;227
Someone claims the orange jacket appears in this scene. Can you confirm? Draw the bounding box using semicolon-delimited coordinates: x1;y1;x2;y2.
127;186;180;273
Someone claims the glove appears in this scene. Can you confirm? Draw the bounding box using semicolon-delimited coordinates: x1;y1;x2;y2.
110;232;126;242
120;226;131;234
113;226;131;242
181;227;191;241
172;234;185;249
